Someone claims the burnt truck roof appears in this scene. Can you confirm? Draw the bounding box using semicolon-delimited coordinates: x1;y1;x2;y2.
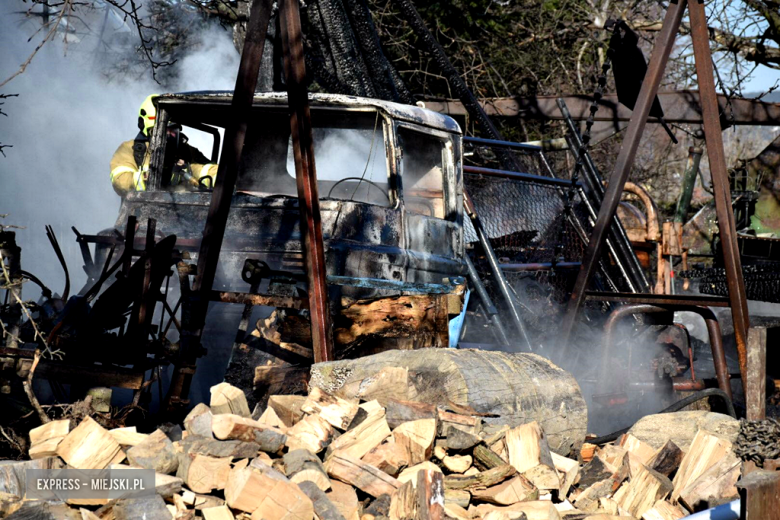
157;91;462;134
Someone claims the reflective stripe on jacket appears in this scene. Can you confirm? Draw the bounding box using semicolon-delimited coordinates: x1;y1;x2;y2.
110;140;217;196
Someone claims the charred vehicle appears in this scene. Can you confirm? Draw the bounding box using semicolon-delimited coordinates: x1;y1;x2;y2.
117;91;466;291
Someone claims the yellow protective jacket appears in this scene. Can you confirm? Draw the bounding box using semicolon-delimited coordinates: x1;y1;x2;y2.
110;139;218;196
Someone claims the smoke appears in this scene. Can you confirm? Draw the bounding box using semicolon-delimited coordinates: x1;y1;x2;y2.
0;2;238;298
0;2;242;408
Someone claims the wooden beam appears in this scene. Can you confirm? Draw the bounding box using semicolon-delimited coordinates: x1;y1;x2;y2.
421;91;780;126
746;327;767;421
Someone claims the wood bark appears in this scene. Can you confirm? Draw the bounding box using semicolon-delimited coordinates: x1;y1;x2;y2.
309;349;587;455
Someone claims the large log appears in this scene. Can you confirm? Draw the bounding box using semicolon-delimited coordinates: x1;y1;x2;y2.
309;349;587;454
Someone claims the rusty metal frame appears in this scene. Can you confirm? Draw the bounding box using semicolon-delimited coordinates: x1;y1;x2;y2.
602;303;732;401
559;0;749;394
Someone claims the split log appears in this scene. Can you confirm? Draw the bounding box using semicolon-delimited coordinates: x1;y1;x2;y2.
671;430;733;502
580;443;597;463
619;434;656;464
384;399;437;429
257;406;287;429
578;456;617;489
286;414;334;454
301;388;359;430
284;449;331;492
646;441;684;478
310;349;587;454
443;425;479;451
398;461;442;485
613;465;673;519
211;414;286;453
573;479;618;513
470;500;562;520
126;429;178;474
442;454;472;474
298;481;345;520
444;489;470;508
108;427;149;448
57;417;125;470
678;452;740;511
29;420;69;459
474;443;507;470
326;480;360;520
225;464;313;519
267;395;307;427
641;500;688;520
444;503;470;520
176;453;232;493
444;464;517;491
328;402;391;460
438;410;481;436
184;403;214;438
362;440;409;477
505;422;560;491
471;475;538;505
181;436;260;459
388;470;445;520
393;419;436;465
201;505;235;520
551;452;579;497
210;383;251;417
324;452;401;497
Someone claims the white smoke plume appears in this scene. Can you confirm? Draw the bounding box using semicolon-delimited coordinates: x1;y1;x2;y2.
0;2;238;297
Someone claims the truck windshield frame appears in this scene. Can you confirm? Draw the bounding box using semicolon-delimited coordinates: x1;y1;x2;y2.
148;102;397;207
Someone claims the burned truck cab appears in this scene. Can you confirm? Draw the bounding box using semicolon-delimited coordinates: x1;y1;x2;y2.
116;92;466;294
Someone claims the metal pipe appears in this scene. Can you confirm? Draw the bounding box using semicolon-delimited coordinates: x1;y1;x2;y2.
601;303;733;400
559;1;687;346
674;147;703;224
558;101;648;293
688;0;750;385
465;255;510;346
623;182;661;241
279;0;335;363
499;262;581;272
463;136;543;152
463;165;584;189
464;192;532;351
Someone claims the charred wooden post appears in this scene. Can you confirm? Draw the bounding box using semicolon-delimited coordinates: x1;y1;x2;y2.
279;0;335;363
746;327;767;421
0;231;22;351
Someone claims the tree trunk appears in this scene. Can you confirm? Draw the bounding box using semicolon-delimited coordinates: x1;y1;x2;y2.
309;348;587;456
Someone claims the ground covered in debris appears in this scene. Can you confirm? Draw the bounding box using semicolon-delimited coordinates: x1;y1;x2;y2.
0;377;758;520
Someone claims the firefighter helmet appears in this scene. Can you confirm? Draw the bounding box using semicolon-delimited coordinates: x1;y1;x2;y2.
137;94;159;137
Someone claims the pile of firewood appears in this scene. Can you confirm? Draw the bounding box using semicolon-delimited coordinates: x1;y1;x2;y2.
1;381;742;519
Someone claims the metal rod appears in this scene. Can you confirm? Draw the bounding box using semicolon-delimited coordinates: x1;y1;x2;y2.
464;192;532;350
499;262;581;272
558;99;648;293
463;165;584;188
687;0;749;385
279;0;335;363
465;255;510;346
559;1;686;346
463;136;542;152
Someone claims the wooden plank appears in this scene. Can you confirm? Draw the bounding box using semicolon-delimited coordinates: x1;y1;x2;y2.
746;327;767;421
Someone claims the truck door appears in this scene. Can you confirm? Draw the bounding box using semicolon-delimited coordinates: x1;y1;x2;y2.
396;124;464;282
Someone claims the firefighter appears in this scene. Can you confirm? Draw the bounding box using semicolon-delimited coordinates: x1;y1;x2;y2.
110;94;218;196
